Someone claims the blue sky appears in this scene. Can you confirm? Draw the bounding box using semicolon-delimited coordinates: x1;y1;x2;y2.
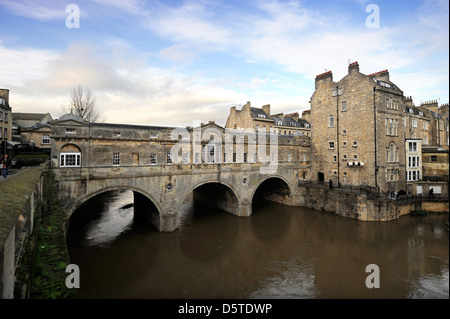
0;0;448;126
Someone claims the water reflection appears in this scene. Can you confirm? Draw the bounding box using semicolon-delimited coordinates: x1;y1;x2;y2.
67;190;449;299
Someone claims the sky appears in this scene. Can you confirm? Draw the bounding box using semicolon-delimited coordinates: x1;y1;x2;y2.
0;0;448;127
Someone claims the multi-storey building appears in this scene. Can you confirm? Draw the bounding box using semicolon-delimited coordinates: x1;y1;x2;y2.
11;112;53;151
225;102;311;137
417;101;449;149
0;89;12;154
309;62;408;195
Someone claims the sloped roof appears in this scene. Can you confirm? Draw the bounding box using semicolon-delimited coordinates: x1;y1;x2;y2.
250;107;269;118
12;112;51;121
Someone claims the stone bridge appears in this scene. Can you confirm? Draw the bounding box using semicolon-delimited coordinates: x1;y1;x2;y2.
50;113;311;232
53;162;304;232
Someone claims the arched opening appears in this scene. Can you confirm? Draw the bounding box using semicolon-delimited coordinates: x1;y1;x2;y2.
252;177;292;211
191;182;239;214
66;189;159;249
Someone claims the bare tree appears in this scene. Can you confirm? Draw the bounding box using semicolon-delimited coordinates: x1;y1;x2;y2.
63;85;100;122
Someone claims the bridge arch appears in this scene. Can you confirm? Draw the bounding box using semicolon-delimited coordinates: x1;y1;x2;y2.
251;175;293;207
179;179;241;216
66;185;162;223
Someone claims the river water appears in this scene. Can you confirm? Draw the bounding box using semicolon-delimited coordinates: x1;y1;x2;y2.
66;189;449;299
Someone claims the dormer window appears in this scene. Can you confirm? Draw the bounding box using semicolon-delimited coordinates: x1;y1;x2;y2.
66;128;76;134
276;121;282;125
113;132;121;137
258;114;266;119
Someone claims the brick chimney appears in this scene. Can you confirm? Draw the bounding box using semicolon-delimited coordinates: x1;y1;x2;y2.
315;70;333;89
420;100;439;113
262;104;271;117
348;61;359;74
368;69;389;82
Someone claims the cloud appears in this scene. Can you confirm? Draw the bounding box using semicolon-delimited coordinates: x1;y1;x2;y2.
0;0;67;21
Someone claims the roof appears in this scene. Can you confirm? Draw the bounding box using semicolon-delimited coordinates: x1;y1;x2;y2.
12;112;51;121
250;107;269;119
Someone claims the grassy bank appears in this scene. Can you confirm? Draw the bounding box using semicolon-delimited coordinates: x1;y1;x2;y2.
14;170;76;299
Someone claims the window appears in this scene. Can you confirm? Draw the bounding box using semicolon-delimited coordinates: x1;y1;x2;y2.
113;132;121;137
352;141;358;147
343;141;347;147
112;153;120;166
66;128;76;134
0;112;2;121
42;134;50;145
341;101;347;112
332;88;340;96
329;142;335;149
343;154;347;161
288;153;291;162
408;156;420;168
233;153;237;163
430;155;437;162
244;153;248;163
412;119;418;128
404;117;407;127
408;142;417;152
150;133;157;139
150;153;157;165
342;129;347;135
333;155;337;163
60;152;81;167
166;154;172;164
302;171;306;180
353;155;358;160
328;114;335;127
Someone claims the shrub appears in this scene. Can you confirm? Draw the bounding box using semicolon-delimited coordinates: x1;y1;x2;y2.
15;154;49;166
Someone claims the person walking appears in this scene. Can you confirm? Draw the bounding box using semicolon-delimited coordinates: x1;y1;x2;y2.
2;154;11;178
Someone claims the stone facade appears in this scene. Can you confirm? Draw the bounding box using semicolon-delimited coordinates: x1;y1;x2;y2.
11;112;53;150
309;61;449;197
0;89;12;150
51;113;311;231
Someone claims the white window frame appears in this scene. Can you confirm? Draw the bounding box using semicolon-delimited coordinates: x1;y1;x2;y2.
42;134;51;145
60;152;81;167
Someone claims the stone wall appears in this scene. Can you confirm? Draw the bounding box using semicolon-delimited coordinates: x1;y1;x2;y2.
0;164;45;299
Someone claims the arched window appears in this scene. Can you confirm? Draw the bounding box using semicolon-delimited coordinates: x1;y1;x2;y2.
386;142;398;163
60;144;81;167
328;114;335;127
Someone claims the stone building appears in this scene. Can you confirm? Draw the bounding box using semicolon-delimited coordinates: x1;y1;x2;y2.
225;101;311;137
417;101;449;149
51;113;310;175
11;113;53;150
0;89;12;153
309;62;408;195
